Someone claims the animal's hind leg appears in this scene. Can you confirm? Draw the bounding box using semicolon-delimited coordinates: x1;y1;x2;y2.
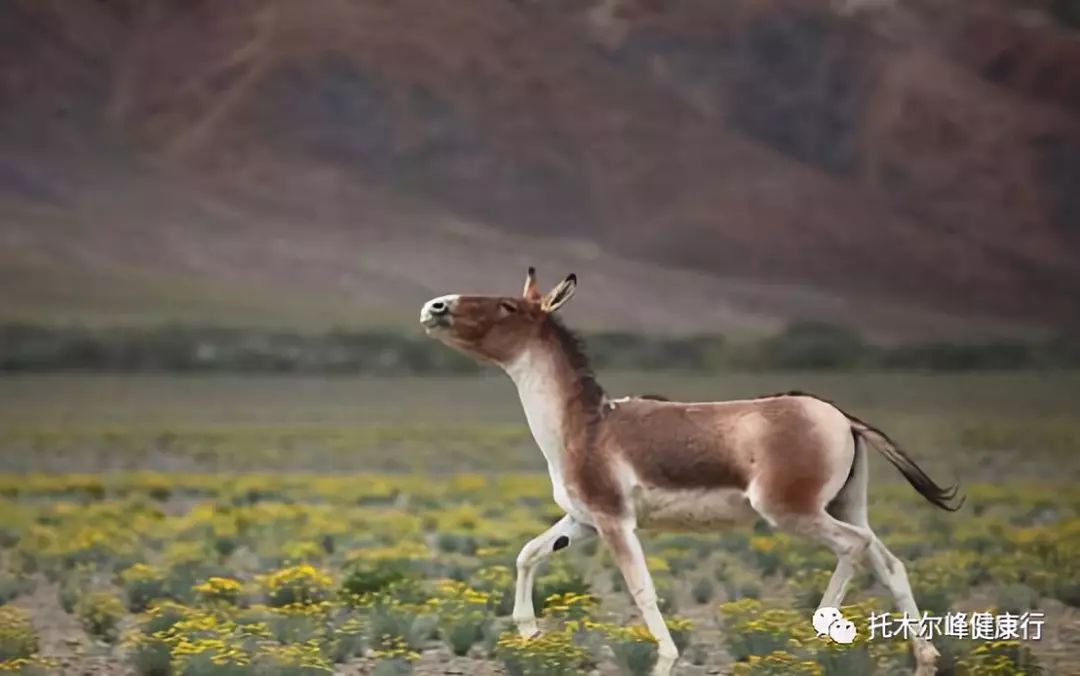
817;516;872;608
830;440;938;674
819;436;872;609
866;537;939;675
768;509;873;609
749;481;872;611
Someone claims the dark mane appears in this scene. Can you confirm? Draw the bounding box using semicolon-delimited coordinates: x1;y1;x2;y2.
545;315;606;416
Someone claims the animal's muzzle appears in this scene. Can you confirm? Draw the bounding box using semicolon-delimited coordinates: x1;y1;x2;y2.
420;295;457;329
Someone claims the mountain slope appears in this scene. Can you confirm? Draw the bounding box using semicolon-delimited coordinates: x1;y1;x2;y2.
1;0;1077;335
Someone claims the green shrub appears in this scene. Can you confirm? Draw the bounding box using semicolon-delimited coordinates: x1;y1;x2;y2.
254;642;334;675
956;640;1043;675
434;532;477;555
815;642;874;675
933;635;969;676
495;625;591;676
0;572;31;605
479;617;509;657
125;601;193;675
339;564;407;599
993;583;1040;614
789;569;832;613
532;563;589;615
264;604;328;645
121;563;171;612
435;584;489;657
193;577;244;606
75;590;125;643
470;566;513;617
369;636;419;676
719;599;809;661
720;564;763;601
258;565;333;607
910;553;976;614
666;618;693;654
368;598;435;653
605;625;658;676
0;605;38;660
127;635;172;676
326;614;366;664
171;651;255;676
732;650;823;675
691;576;715;605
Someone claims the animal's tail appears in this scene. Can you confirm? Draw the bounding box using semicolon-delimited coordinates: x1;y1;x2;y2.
846;415;964;512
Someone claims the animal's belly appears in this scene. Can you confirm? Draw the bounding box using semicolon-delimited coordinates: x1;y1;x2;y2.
633;486;757;531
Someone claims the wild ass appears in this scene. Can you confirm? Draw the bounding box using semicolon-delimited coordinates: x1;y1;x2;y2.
419;269;962;675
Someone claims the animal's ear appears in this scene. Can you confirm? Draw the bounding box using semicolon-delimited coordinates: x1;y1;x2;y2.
523;266;541;301
541;273;577;313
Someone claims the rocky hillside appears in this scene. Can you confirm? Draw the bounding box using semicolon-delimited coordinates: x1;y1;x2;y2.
1;0;1078;335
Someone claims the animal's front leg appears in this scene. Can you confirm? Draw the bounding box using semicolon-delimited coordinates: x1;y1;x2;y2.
599;519;679;675
512;514;594;638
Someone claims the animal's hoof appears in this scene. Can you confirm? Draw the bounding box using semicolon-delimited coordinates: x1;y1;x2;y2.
914;640;940;674
913;651;939;675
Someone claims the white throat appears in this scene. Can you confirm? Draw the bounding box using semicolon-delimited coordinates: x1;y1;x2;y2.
504;347;567;473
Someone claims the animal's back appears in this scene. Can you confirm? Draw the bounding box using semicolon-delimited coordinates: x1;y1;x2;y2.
602;394;853;515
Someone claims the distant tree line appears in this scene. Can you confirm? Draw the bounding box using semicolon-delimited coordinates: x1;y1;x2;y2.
0;322;1077;374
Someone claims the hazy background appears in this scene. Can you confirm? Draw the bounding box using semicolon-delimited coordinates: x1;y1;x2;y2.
2;0;1079;346
2;3;1080;675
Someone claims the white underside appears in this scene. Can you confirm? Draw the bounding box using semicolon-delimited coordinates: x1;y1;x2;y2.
632;484;758;531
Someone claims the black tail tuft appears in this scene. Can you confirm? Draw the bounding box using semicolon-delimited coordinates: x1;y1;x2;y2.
851;419;965;512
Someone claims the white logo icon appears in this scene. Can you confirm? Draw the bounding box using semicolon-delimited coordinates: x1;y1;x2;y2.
812;606;857;644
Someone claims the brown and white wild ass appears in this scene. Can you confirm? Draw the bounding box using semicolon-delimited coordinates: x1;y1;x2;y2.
420;269;962;675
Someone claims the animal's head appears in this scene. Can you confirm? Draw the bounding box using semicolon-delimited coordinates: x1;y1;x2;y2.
419;267;577;364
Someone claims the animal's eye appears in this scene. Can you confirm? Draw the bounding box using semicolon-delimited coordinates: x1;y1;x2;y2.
499;301;518;314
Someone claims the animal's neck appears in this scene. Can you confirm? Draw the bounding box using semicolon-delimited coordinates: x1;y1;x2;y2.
504;338;603;474
505;346;570;470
